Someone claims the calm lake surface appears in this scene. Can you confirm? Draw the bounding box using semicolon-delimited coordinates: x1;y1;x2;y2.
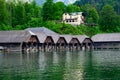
0;50;120;80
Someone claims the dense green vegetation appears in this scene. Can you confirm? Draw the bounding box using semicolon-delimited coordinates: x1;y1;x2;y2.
0;0;120;37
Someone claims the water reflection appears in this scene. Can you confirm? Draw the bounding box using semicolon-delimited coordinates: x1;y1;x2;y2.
0;51;120;80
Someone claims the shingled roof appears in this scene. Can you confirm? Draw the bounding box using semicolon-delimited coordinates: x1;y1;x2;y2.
26;27;60;44
50;34;59;44
74;35;89;43
0;30;36;43
26;27;58;35
60;35;72;43
34;33;48;43
92;33;120;42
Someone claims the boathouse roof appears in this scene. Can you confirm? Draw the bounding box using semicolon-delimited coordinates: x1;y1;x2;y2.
60;35;72;43
35;33;48;43
92;33;120;42
0;30;36;43
26;27;58;35
50;34;59;43
74;35;89;43
26;27;60;44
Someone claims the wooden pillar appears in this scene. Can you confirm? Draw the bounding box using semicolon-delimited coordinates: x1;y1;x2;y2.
76;43;78;50
67;44;69;51
43;43;46;52
59;43;61;50
46;43;48;52
55;44;57;51
37;43;39;52
72;43;74;51
41;43;43;52
69;44;71;51
51;43;54;51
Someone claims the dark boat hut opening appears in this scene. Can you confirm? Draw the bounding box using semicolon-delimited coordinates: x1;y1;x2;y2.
71;36;80;50
92;33;120;50
0;30;39;52
35;33;54;51
60;35;72;50
57;35;67;50
60;35;80;50
75;35;93;50
26;27;57;51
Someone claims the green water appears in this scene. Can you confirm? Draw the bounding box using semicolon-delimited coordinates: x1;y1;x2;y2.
0;50;120;80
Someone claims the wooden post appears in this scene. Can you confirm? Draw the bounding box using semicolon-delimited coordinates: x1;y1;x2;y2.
43;43;46;52
72;43;74;51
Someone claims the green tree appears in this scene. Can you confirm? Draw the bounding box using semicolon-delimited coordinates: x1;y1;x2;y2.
53;2;66;20
66;4;81;13
99;4;120;32
42;0;54;21
87;7;99;24
24;1;42;27
0;0;9;25
13;1;25;27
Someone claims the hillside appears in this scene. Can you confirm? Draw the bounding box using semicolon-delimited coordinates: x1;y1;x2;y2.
74;0;120;14
0;0;120;37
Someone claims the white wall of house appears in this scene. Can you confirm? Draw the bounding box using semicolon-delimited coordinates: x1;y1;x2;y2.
62;12;84;26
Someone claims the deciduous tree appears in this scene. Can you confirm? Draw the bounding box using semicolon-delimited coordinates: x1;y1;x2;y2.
99;5;119;32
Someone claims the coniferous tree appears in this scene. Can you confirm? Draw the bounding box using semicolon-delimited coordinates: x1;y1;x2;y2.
0;0;9;25
87;7;99;24
99;5;119;32
53;2;66;20
14;1;25;27
42;0;54;21
66;4;81;13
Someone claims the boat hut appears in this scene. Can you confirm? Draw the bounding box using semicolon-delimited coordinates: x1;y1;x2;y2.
0;30;39;52
26;27;57;51
56;35;67;50
60;35;80;50
35;33;54;51
60;35;72;50
71;36;81;50
92;33;120;50
26;27;67;51
74;35;93;50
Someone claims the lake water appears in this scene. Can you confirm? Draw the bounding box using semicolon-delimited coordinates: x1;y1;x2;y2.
0;50;120;80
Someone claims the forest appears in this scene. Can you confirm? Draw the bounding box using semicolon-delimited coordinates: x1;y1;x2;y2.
0;0;120;37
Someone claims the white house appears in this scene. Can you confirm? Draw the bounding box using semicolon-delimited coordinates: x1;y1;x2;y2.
62;12;84;26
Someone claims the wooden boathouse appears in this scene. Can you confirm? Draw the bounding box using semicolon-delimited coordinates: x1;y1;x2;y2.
26;27;57;51
92;33;120;50
26;27;94;51
33;33;54;51
60;35;80;50
0;27;94;52
26;27;67;51
71;36;81;50
75;35;93;50
0;30;39;52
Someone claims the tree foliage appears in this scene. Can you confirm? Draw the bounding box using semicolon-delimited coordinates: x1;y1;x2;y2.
42;0;54;21
0;0;9;25
0;0;120;36
53;2;66;20
99;5;120;32
66;4;81;13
